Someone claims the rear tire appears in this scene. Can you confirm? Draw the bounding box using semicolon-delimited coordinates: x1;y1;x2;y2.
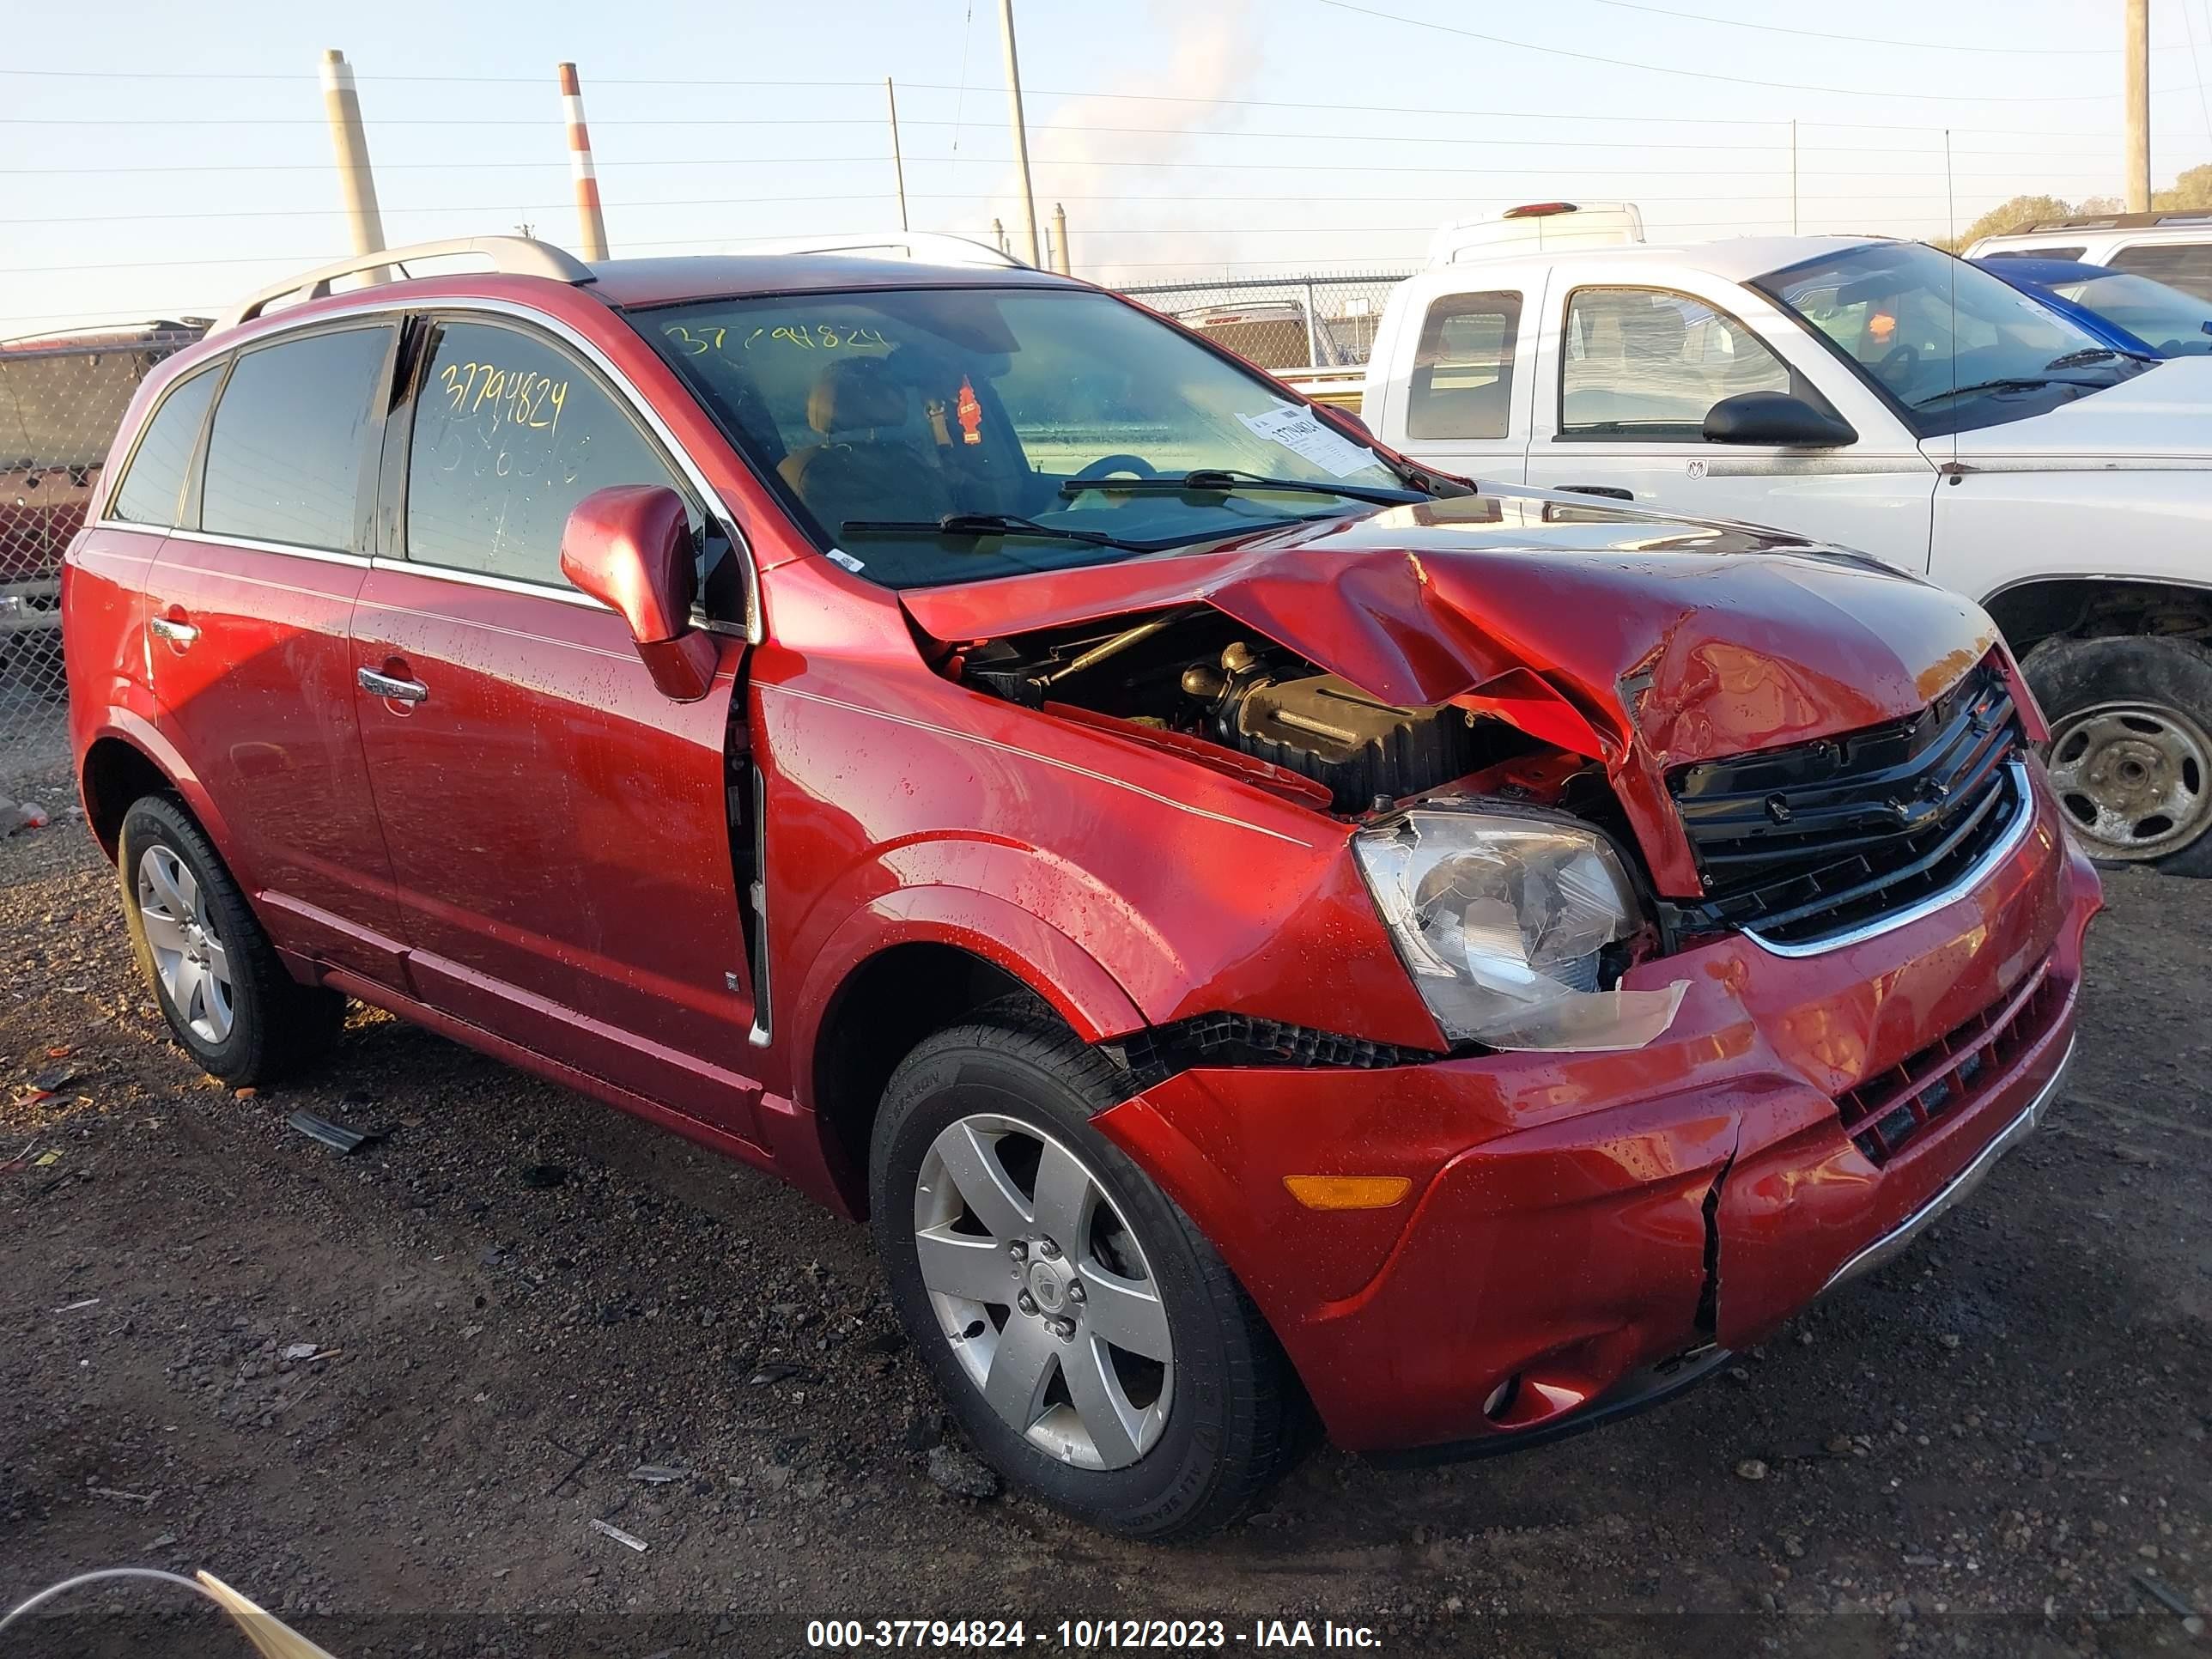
869;1009;1301;1540
2024;634;2212;878
118;795;343;1085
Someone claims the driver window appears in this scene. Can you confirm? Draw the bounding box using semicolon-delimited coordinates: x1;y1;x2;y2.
1560;288;1790;438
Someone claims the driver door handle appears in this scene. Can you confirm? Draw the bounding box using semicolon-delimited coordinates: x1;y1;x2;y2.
358;665;429;704
1559;484;1635;500
148;614;199;648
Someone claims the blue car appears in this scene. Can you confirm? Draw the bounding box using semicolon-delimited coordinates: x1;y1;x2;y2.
1973;255;2212;358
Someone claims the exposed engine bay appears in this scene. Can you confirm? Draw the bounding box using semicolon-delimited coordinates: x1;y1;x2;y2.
955;605;1510;812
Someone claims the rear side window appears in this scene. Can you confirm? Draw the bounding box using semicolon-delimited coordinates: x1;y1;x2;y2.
405;319;685;587
2106;241;2212;305
1405;291;1521;439
201;326;393;552
1984;245;2086;262
1560;287;1790;438
111;368;218;526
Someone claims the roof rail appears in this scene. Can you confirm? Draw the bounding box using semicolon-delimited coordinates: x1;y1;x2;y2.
734;231;1027;268
213;235;595;333
2021;210;2212;234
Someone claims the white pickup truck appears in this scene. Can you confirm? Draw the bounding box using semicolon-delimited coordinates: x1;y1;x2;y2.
1348;218;2212;875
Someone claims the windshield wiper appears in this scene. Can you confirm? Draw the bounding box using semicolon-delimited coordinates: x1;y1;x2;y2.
842;512;1124;548
1910;374;2115;408
2044;346;2158;369
1058;468;1423;507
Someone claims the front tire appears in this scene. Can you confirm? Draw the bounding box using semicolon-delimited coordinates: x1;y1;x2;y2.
118;795;343;1085
2025;635;2212;877
869;1010;1300;1540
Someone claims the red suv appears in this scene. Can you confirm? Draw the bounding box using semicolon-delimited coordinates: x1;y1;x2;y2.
65;238;2100;1538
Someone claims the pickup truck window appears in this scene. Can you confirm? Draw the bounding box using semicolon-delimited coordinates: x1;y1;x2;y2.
1755;241;2148;436
1407;291;1520;439
1559;288;1790;439
641;287;1408;590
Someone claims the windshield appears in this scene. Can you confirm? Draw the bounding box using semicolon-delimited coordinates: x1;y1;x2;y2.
639;286;1413;589
1753;241;2148;435
2050;270;2212;356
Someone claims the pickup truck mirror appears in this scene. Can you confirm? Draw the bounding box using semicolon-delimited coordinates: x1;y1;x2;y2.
1701;391;1857;448
559;484;720;702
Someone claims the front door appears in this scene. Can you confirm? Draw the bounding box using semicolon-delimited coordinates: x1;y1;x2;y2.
146;322;409;987
351;313;762;1138
1522;282;1938;571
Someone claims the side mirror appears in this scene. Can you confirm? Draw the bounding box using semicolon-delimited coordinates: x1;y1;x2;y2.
559;484;720;702
1701;391;1857;448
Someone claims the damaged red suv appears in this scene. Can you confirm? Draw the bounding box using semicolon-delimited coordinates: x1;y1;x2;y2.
64;239;2099;1538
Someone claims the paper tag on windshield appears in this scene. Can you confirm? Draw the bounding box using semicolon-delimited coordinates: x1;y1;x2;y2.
1237;404;1376;478
825;548;866;573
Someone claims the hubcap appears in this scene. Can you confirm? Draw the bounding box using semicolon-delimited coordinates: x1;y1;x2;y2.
2047;700;2211;860
912;1114;1173;1470
137;845;234;1044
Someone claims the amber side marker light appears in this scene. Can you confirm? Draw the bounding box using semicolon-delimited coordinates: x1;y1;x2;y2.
1283;1175;1413;1211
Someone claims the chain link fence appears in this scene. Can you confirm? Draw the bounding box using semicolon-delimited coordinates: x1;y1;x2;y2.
0;323;205;793
1118;270;1418;374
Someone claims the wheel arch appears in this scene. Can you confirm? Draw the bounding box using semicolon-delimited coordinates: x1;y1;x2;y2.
1984;574;2212;660
793;890;1148;1217
78;716;237;872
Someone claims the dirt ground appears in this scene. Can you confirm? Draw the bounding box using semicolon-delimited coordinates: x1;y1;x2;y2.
2;754;2208;1659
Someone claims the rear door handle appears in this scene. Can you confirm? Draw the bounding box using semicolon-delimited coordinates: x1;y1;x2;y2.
148;614;199;648
357;665;429;704
1558;484;1635;501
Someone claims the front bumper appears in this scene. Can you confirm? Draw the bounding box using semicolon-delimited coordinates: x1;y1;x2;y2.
0;574;61;639
1096;777;2101;1456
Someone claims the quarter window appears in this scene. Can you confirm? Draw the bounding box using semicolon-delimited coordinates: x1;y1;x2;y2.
1560;288;1790;438
111;367;219;527
405;319;690;588
1405;291;1521;440
200;326;393;551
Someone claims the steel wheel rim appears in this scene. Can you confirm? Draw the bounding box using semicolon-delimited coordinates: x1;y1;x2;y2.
137;845;234;1044
913;1113;1174;1471
2047;698;2212;860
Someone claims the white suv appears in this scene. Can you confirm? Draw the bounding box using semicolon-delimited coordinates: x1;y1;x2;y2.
1966;211;2212;305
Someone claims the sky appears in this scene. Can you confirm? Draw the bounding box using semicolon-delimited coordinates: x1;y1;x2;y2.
7;0;2212;336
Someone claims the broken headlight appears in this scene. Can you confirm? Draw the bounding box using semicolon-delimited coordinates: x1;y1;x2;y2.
1352;807;1687;1052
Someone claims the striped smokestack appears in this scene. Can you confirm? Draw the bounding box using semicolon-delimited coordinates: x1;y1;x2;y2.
558;62;611;262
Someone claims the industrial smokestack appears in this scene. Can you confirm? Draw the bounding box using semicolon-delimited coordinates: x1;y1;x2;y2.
1051;203;1071;275
319;50;388;283
558;62;611;262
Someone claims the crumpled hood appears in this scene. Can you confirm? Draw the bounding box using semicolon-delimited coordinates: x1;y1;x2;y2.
901;493;1997;893
1949;355;2212;465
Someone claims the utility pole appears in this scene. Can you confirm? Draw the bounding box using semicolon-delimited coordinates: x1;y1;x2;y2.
2127;0;2151;211
886;78;910;233
319;50;388;281
1051;202;1071;275
559;63;611;261
997;0;1042;267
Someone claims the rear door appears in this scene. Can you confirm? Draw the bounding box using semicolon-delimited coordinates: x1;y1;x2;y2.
1522;276;1939;570
147;322;407;985
351;311;763;1139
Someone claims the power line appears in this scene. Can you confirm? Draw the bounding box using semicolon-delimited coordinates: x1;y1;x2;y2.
1314;0;2186;102
0;64;2174;137
1586;0;2113;54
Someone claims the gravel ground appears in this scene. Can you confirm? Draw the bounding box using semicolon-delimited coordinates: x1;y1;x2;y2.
1;755;2208;1659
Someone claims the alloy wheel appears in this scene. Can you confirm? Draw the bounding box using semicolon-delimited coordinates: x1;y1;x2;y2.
912;1114;1174;1470
2047;698;2211;860
137;844;234;1044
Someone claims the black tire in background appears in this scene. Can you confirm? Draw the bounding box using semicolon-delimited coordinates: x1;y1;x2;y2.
2025;634;2212;878
869;1007;1304;1540
117;794;345;1085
